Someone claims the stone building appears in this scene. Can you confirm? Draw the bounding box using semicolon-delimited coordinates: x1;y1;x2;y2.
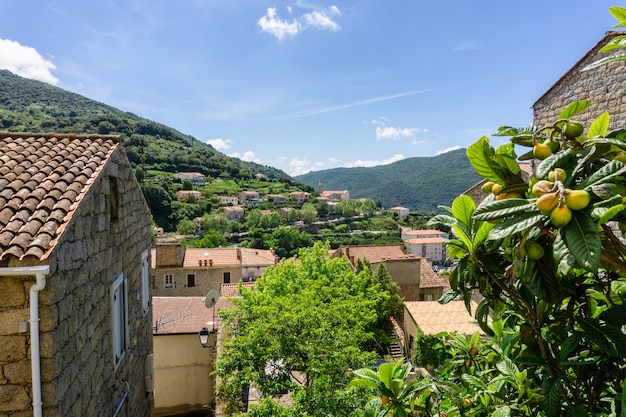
151;244;276;297
0;132;154;416
332;245;449;301
533;31;626;129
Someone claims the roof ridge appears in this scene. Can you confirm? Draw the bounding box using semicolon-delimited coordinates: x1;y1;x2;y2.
0;131;121;142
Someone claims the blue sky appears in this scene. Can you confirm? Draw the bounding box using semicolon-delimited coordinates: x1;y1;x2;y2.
0;1;620;176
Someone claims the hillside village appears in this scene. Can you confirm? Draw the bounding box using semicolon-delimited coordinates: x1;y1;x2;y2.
2;29;626;417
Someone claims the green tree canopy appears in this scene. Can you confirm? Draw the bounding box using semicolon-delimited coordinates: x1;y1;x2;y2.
215;242;387;416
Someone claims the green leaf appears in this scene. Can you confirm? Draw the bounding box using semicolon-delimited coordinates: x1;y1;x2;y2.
473;220;495;247
535;148;574;179
591;182;626;200
599;304;626;327
476;298;494;337
491;406;511;417
610;7;626;25
583;137;626;151
488;211;544;240
587;112;610;137
438;289;460;304
559;210;601;272
466;137;503;183
461;374;488;390
577;317;626;357
377;362;394;390
599;35;626;51
558;332;582;362
473;198;536;221
451;195;476;229
528;252;561;302
558;100;594;119
578;160;626;190
596;203;625;224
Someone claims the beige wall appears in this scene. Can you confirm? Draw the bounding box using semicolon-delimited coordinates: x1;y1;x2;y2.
0;146;154;417
402;306;419;360
372;259;421;301
152;266;240;297
154;333;216;416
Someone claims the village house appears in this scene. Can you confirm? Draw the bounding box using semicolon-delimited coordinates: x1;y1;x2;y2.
223;205;244;222
332;245;449;301
174;189;202;201
266;194;286;205
389;206;410;219
173;172;206;186
0;132;154;417
152;296;229;416
317;179;349;201
404;236;448;265
217;195;239;206
403;300;484;360
401;229;447;241
151;243;276;297
238;190;260;206
288;191;311;204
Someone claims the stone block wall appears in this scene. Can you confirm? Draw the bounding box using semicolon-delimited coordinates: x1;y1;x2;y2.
533;32;626;130
0;146;153;417
151;266;240;297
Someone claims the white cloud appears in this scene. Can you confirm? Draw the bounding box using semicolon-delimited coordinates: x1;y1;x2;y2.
206;138;232;151
0;39;59;84
230;150;262;163
288;157;313;176
376;126;427;140
344;153;405;168
258;5;341;40
436;146;462;155
302;11;340;31
258;8;301;40
454;41;484;51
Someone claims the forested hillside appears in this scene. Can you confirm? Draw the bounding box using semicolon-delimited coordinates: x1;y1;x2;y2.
295;149;482;212
0;70;296;182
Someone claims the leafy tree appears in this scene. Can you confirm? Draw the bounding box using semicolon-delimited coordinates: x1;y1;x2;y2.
299;202;318;223
246;208;263;230
181;178;193;190
186;229;227;248
176;218;196;235
263;227;313;259
201;212;230;234
215;242;386;416
333;200;357;217
286;208;299;223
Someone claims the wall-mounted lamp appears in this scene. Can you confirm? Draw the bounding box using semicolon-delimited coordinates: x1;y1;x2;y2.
198;327;210;348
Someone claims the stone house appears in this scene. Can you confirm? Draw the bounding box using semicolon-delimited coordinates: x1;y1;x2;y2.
266;194;285;205
288;191;311;204
389;206;410;219
0;132;153;417
533;31;626;129
217;195;239;206
238;191;259;206
173;172;206;186
223;205;244;222
332;245;448;301
174;190;202;201
403;300;484;360
151;244;276;297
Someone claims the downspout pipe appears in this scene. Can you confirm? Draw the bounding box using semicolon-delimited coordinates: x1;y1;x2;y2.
0;266;50;417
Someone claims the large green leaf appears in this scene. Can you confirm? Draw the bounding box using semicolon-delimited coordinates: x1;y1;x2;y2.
451;195;476;229
527;251;561;302
578;160;626;190
473;198;536;221
466;137;503;183
558;100;594;119
591;182;626;200
577;317;626;357
495;143;521;175
473;220;495;247
491;406;511;417
553;233;576;276
610;6;626;25
559;211;601;272
584;137;626;151
488;211;545;240
598;35;626;51
536;148;574;179
587;112;610;138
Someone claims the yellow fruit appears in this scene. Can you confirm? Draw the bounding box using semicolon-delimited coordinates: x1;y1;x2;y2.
548;168;566;182
525;241;545;260
550;205;572;227
491;183;503;195
533;143;552;159
469;346;479;357
564;189;590;210
563;120;584;138
531;180;554;197
536;192;560;214
481;181;494;193
381;395;389;405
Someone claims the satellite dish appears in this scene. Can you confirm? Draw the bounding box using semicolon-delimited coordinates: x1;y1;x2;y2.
205;289;219;308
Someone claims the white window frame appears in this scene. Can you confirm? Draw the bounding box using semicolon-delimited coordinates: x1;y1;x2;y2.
164;274;174;288
111;274;129;366
141;250;150;315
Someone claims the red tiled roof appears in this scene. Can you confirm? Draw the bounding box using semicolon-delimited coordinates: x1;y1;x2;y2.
405;300;485;335
152;296;232;334
338;245;413;264
0;132;119;261
406;237;448;244
183;248;239;268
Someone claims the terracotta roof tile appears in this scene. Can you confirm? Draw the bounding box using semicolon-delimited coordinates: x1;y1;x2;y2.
405;300;486;335
0;132;120;261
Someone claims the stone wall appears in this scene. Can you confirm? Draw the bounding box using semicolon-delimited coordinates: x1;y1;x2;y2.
151;265;240;297
0;146;153;417
533;31;626;130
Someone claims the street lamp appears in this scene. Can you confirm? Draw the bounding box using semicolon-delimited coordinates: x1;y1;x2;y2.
198;327;210;348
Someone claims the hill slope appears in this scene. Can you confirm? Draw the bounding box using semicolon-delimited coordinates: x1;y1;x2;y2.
0;69;297;183
295;149;481;212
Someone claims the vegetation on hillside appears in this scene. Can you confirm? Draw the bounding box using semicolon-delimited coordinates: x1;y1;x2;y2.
295;148;482;213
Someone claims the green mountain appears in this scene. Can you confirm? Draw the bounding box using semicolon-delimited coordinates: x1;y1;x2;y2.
0;69;297;183
295;149;482;213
